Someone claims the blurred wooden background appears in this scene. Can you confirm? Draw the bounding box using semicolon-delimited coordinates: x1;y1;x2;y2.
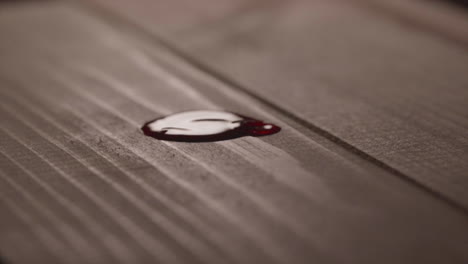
0;0;467;263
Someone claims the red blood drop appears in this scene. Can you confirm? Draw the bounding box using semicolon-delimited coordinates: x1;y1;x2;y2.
141;110;281;142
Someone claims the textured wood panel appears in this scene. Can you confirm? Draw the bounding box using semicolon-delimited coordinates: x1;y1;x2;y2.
1;3;468;264
87;0;468;208
175;0;468;207
88;0;468;47
176;0;468;207
357;0;468;47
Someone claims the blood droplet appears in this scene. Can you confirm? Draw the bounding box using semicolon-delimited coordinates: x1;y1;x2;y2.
141;110;281;142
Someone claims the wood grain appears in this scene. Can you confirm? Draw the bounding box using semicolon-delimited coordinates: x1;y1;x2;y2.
1;2;468;264
356;0;468;47
174;0;468;208
87;0;468;209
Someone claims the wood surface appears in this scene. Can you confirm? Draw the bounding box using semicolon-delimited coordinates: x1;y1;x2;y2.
86;0;468;209
176;0;468;208
0;1;468;264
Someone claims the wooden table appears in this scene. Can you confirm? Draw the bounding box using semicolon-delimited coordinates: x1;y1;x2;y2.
1;0;467;263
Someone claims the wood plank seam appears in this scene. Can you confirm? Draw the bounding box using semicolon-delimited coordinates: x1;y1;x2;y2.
71;0;468;216
0;76;291;264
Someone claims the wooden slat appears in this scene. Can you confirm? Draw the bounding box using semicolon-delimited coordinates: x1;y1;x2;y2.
356;0;468;47
174;0;468;207
87;0;468;209
1;3;468;264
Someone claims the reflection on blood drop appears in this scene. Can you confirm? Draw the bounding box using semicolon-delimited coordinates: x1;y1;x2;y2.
141;110;281;142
